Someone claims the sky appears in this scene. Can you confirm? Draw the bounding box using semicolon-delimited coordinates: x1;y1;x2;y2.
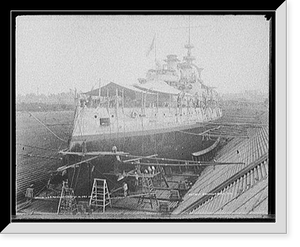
16;15;270;95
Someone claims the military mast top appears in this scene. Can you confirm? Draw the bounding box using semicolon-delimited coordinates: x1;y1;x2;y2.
183;17;196;65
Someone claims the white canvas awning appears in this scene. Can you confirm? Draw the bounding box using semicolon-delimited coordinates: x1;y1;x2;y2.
83;81;154;96
133;80;181;95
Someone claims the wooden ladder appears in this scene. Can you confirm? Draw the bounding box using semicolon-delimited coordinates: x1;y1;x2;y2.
138;175;158;209
57;181;77;214
89;178;112;213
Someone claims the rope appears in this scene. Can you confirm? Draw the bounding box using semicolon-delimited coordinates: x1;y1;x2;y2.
16;143;60;152
18;153;62;160
26;111;68;143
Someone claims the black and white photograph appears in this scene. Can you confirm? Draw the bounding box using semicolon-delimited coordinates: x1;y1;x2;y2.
5;4;288;234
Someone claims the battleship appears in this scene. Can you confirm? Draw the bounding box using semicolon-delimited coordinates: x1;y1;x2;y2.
50;31;224;197
13;13;273;224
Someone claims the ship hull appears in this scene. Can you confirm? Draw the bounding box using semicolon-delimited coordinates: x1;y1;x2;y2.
70;122;214;155
66;124;220;196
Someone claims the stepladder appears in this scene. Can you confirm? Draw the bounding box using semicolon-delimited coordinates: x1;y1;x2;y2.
57;181;77;214
89;178;112;213
138;175;158;209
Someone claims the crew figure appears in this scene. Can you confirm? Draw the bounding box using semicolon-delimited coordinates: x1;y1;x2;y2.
123;182;128;197
151;166;155;174
25;184;34;202
134;171;139;187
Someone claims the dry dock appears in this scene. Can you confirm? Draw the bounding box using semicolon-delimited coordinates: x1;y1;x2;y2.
15;102;270;219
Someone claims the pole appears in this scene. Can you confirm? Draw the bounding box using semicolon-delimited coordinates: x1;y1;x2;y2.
154;32;157;64
107;89;109;114
98;78;101;106
141;93;144;114
74;88;77;106
122;88;125;112
156;93;159;113
116;87;119;116
144;91;147;114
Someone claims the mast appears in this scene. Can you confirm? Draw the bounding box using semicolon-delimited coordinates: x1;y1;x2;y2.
154;32;159;74
122;88;125;113
98;78;101;106
188;16;191;47
183;16;195;65
154;32;157;64
115;87;119;117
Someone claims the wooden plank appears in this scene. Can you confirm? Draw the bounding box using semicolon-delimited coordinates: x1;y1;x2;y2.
123;154;158;163
133;196;182;202
178;153;268;214
199;121;267;127
56;156;100;172
120;154;244;165
59;151;129;156
124;161;244;167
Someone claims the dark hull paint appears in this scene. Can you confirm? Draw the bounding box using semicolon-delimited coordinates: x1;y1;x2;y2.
66;125;219;196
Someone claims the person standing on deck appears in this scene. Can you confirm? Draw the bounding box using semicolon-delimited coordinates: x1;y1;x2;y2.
134;171;139;187
112;146;121;174
123;182;128;197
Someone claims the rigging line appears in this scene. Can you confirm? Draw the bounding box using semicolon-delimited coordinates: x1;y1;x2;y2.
26;111;68;143
18;153;62;160
16;143;60;152
45;123;73;126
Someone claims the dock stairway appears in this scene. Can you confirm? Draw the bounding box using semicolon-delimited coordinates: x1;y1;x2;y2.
89;178;112;213
57;181;77;214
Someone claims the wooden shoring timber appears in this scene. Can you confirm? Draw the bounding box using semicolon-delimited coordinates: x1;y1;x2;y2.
153;187;188;191
110;193;150;200
212;125;248;130
110;193;182;202
200;121;267;127
124;161;244;167
202;133;249;139
177;126;221;136
111;193;183;202
197;126;221;136
207;130;249;136
211;126;248;132
208;130;247;135
164;173;199;177
119;154;244;165
122;154;158;163
135;196;183;202
56;155;101;172
103;172;160;179
59;150;129;156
